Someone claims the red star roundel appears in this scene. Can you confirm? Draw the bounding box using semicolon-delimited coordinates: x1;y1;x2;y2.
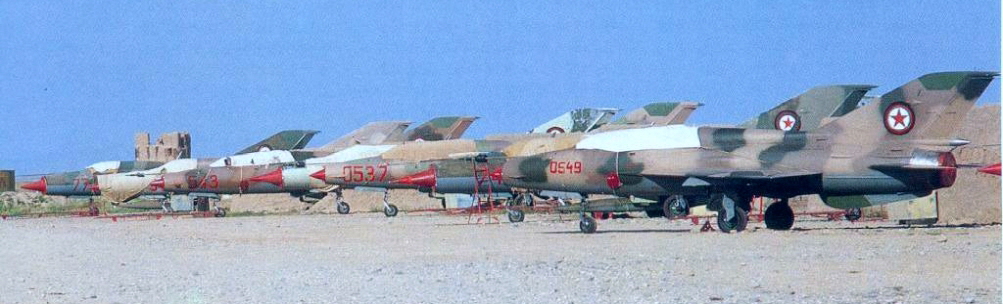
883;102;915;135
773;110;800;131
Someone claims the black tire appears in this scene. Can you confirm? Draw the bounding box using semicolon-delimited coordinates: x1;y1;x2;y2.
717;208;748;233
845;207;862;221
214;208;226;218
508;209;525;223
579;216;597;234
644;209;665;218
662;196;689;218
336;202;350;214
384;204;399;217
764;200;794;230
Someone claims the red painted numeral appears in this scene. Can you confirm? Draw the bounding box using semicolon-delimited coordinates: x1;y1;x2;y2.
548;161;583;174
343;164;390;182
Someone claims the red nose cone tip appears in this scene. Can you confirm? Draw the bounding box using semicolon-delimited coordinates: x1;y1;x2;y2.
249;168;284;186
978;163;1001;176
20;177;47;193
394;167;437;188
309;168;326;181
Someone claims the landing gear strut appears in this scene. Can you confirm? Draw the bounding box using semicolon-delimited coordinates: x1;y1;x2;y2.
579;197;597;234
333;190;350;214
662;195;689;218
715;192;750;233
382;191;399;217
764;198;794;230
844;207;862;221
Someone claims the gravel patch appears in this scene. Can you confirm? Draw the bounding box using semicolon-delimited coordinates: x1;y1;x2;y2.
1;213;998;303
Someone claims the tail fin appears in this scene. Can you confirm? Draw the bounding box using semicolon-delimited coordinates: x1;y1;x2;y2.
740;85;875;131
822;71;997;145
404;116;479;141
234;130;319;155
313;121;411;153
611;102;702;126
531;108;619;134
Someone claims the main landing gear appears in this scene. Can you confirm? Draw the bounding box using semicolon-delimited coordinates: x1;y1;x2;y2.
714;192;750;233
764;198;794;230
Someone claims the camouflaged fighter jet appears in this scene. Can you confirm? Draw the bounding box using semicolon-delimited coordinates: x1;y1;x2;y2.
499;71;997;233
18;130;318;197
307;85;874;222
285;101;712;217
137;116;479;211
236;107;631;216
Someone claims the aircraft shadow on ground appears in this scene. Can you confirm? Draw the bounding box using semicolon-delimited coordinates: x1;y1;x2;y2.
787;222;999;232
540;228;693;235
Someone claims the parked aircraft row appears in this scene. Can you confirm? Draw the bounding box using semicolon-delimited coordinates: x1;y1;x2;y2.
21;71;999;233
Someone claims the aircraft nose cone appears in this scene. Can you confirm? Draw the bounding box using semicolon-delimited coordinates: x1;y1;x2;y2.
309;168;326;181
394;166;437;188
978;163;1001;176
249;167;284;187
20;177;47;193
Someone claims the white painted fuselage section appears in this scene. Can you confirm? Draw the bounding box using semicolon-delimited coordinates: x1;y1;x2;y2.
305;145;397;164
575;125;701;152
210;150;296;167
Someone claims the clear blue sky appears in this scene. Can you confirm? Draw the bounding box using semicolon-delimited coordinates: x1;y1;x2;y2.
1;1;999;175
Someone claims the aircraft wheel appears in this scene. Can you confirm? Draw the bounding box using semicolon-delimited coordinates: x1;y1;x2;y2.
508;209;525;223
579;216;598;234
384;204;399;217
764;200;794;230
662;195;689;218
845;207;862;221
717;208;748;233
336;202;350;214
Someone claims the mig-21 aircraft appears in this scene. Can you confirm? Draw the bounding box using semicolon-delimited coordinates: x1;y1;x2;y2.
18;130;318;197
304;84;874;222
150;107;627;216
100;117;476;210
499;71;996;233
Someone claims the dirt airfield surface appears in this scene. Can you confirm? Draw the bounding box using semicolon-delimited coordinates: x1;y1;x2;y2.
1;212;999;304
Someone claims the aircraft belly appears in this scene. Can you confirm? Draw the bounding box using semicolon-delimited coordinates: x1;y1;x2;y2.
434;177;508;194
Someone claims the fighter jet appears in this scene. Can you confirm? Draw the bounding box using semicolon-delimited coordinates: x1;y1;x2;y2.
18;130;318;197
309;84;875;222
99;117;476;207
500;71;996;233
165;107;627;216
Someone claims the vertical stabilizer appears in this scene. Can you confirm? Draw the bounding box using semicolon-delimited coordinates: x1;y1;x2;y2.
740;85;875;131
404;116;479;141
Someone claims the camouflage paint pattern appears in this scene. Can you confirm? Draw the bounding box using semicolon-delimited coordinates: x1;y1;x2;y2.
502;72;997;209
233;130;319;155
607;101;702;127
403;116;478;141
738;85;875;131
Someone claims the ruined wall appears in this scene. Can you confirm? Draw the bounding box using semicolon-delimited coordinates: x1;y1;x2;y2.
135;132;191;162
0;170;13;192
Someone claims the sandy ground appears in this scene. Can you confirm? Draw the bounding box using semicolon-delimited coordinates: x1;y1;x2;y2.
0;212;998;304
